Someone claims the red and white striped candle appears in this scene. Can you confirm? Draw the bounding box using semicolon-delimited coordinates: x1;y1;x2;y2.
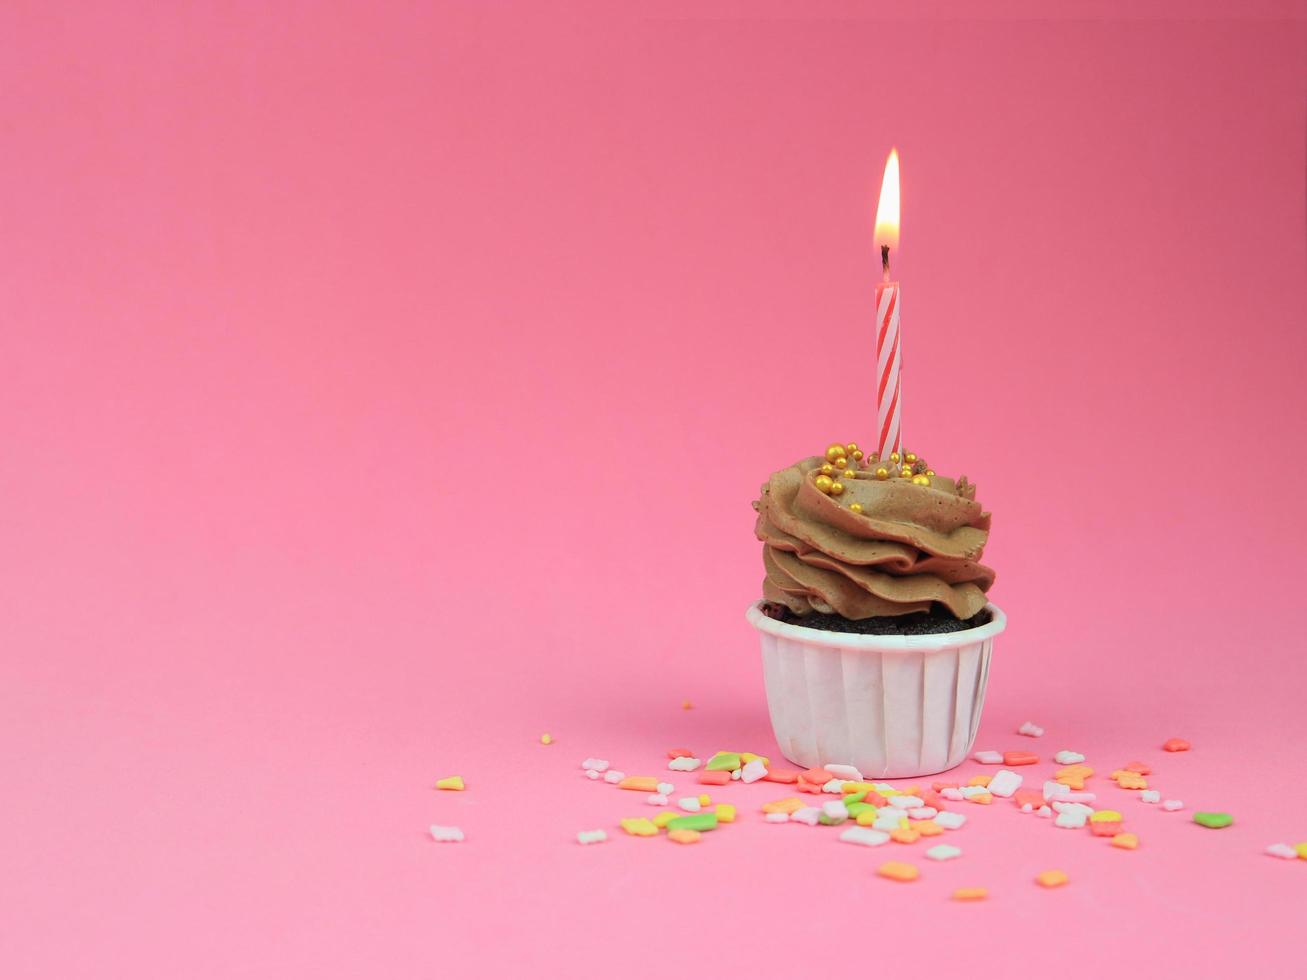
873;149;902;461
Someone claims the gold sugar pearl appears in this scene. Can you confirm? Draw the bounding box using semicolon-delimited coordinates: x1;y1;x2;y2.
851;449;864;461
904;452;917;464
874;467;889;480
814;474;834;493
900;467;912;478
845;442;859;452
842;469;857;479
835;456;848;469
825;444;847;463
889;452;901;464
926;469;935;477
820;463;835;475
912;474;931;486
849;502;863;513
829;481;845;496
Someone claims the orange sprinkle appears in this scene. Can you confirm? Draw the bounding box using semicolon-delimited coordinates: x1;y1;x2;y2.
877;861;920;882
616;776;660;792
668;828;701;844
1036;869;1069;888
890;827;920;844
952;887;988;901
1111;832;1140;850
1162;738;1190;752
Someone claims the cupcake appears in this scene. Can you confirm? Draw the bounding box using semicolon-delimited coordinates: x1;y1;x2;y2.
746;443;1006;778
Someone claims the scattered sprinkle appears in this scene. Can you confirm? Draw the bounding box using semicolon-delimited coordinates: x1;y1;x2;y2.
1111;832;1139;850
430;824;464;843
435;776;465;792
1035;869;1069;888
1265;843;1297;860
1017;721;1045;737
877;861;920;882
1163;738;1191;752
540;733;553;745
1194;811;1233;829
576;829;607;845
952;887;988;901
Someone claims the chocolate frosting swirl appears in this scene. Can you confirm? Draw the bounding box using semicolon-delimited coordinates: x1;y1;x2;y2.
754;456;995;619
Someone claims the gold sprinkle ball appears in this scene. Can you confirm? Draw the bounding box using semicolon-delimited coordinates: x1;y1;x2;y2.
835;456;848;469
814;474;834;493
926;469;935;477
900;467;912;478
875;467;889;480
851;449;864;461
849;502;863;513
820;463;835;475
846;442;859;452
904;452;917;464
825;444;847;463
829;481;845;496
842;469;856;479
912;474;930;486
889;452;901;464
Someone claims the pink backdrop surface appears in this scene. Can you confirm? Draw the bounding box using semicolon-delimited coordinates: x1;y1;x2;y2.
3;2;1305;977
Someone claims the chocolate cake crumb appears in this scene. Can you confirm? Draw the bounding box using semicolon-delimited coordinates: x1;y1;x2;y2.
762;603;990;636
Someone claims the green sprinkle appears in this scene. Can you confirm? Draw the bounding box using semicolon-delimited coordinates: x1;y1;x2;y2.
843;791;868;806
818;811;847;826
705;752;741;772
666;813;718;832
1193;812;1233;829
845;802;874;819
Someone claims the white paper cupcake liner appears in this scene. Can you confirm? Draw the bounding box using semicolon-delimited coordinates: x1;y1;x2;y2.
746;600;1007;779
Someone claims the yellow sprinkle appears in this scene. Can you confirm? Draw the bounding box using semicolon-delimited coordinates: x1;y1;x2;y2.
1036;869;1069;888
714;804;736;823
1111;832;1139;850
1090;809;1123;823
620;817;659;837
761;797;804;815
1296;842;1307;860
856;809;879;826
740;753;770;766
539;733;553;745
652;811;679;828
435;776;465;792
913;820;944;836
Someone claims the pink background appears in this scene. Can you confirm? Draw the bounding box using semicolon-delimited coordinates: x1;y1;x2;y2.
3;2;1305;976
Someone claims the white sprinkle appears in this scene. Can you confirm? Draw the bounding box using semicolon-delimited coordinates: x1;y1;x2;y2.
603;770;625;784
1162;799;1185;812
1055;809;1087;829
822;800;849;821
1044;780;1070;801
959;786;990;799
1017;721;1045;738
1020;802;1033;813
730;768;742;780
892;796;924;809
872;815;903;831
877;807;908;821
908;807;938;820
677;797;701;813
1140;790;1161;804
972;750;1003;764
668;757;701;772
839;827;890;847
1053;801;1093;816
791;807;821;826
584;769;601;780
822;779;845;793
987;770;1023;798
1036;805;1053;818
580;758;609;772
430;824;464;843
940;787;965;801
646;794;668;806
925;843;962;861
741;759;768;783
826;764;864;781
1054;750;1086;765
656;782;674;796
872;783;896;794
934;811;967;830
764;812;791;824
1265;843;1298;860
576;829;607;845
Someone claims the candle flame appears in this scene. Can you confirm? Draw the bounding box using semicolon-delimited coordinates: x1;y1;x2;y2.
874;148;900;253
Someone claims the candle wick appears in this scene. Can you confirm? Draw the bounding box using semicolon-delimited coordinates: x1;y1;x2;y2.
881;244;891;282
